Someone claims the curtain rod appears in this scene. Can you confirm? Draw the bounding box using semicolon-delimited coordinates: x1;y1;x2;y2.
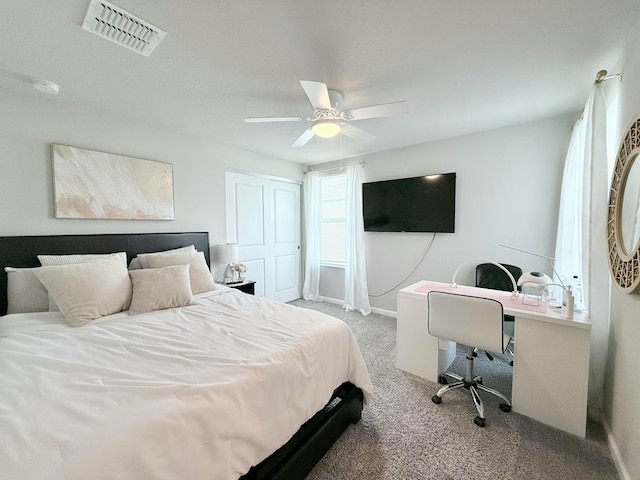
594;69;622;84
303;160;365;175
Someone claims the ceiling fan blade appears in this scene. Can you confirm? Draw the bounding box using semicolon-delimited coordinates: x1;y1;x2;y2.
244;116;304;123
340;123;376;143
299;80;332;110
348;101;409;120
291;128;315;147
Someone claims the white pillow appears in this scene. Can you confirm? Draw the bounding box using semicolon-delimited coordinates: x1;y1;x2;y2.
128;264;195;315
132;245;196;270
37;252;127;311
4;266;49;314
33;258;132;327
146;251;215;294
38;252;127;267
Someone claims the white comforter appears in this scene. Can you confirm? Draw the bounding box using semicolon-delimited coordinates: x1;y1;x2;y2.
0;287;373;480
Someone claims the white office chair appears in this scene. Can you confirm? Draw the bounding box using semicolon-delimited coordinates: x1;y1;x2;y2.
427;291;512;427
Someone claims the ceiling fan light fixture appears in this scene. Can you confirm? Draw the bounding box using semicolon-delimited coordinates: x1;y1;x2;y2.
311;120;341;138
244;80;406;147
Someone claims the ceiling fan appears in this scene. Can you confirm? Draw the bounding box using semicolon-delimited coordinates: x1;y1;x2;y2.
244;81;409;147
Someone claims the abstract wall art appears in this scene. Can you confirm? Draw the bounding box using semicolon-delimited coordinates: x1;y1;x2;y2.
52;144;175;220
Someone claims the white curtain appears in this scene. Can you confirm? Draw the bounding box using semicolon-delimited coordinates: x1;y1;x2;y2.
554;121;585;297
301;170;322;301
343;164;371;315
553;84;611;420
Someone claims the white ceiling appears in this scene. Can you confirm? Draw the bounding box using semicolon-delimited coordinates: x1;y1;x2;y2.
1;1;639;165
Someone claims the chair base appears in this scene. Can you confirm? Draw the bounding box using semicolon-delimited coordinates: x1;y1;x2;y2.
506;338;514;366
431;347;511;427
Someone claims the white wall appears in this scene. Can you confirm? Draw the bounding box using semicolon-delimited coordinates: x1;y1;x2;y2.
603;27;640;480
316;114;576;312
318;265;346;302
0;87;304;278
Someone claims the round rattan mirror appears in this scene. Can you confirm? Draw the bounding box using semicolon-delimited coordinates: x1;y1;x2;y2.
607;116;640;293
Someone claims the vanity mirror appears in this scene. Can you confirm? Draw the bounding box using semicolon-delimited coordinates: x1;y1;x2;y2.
607;116;640;293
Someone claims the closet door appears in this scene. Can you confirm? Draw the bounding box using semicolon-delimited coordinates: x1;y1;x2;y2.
225;171;301;302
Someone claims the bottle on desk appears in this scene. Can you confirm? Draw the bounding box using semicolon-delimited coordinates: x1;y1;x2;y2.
571;275;583;311
562;285;574;319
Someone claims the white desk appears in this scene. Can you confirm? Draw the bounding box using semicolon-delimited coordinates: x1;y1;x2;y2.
397;280;591;437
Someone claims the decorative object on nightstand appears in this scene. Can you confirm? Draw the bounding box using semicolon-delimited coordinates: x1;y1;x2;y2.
233;263;247;282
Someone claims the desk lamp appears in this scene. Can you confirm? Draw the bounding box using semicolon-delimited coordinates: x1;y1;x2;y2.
450;258;519;299
500;244;567;301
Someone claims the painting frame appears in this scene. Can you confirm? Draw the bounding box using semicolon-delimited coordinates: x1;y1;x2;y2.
52;144;175;221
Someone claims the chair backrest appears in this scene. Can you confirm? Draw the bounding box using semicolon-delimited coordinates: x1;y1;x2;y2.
427;291;506;354
476;263;522;292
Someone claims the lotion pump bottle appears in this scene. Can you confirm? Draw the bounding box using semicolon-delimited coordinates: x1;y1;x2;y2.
563;286;574;319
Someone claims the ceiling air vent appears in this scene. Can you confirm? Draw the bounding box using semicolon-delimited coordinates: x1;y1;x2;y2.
82;0;166;57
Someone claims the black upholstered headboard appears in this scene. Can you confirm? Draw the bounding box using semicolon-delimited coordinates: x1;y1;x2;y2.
0;232;210;315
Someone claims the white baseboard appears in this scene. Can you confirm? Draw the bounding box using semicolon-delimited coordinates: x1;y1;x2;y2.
602;417;631;480
319;296;343;306
319;296;397;318
371;306;397;318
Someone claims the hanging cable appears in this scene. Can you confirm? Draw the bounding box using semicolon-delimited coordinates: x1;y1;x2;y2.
369;233;437;297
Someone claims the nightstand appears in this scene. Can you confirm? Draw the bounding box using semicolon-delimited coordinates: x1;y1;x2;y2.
226;280;256;295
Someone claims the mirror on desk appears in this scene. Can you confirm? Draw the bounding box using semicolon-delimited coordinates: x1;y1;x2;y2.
607;116;640;293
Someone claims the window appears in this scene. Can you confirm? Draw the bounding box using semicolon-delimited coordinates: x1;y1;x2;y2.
320;174;347;266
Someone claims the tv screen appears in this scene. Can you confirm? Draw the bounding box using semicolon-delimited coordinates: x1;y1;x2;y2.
363;172;456;233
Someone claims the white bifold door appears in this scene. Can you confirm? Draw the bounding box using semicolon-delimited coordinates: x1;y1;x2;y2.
225;171;301;302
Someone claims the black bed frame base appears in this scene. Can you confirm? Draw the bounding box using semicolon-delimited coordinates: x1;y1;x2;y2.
240;382;364;480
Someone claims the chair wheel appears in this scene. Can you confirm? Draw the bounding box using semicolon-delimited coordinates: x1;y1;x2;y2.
509;360;514;367
474;416;486;427
438;375;448;385
476;377;483;385
432;395;442;404
499;403;512;413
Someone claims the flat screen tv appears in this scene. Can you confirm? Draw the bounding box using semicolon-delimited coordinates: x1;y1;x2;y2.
363;172;456;233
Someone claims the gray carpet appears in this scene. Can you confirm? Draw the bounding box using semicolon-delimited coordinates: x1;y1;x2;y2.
289;299;619;480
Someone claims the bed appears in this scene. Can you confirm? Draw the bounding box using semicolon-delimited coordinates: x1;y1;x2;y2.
0;232;373;480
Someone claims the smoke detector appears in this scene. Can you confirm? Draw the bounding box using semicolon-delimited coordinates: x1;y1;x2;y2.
32;79;60;95
82;0;166;57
